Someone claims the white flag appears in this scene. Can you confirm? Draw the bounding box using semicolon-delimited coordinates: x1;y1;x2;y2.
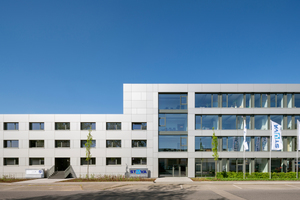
271;121;283;150
243;119;248;150
297;120;300;150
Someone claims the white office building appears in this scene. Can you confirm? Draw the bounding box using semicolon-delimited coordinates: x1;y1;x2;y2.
1;84;300;178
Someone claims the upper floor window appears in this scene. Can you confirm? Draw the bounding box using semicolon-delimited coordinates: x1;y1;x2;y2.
132;122;147;130
195;94;218;108
255;94;268;108
159;114;187;131
29;140;44;148
4;158;19;166
132;140;147;148
81;122;96;130
29;122;44;130
254;115;268;130
270;94;283;108
295;94;300;108
195;137;212;151
159;135;187;152
222;94;244;108
55;140;70;148
29;158;44;165
106;140;121;148
159;93;187;110
55;122;70;130
4;140;19;148
195;115;219;130
4;122;18;130
81;157;96;165
106;122;121;130
80;140;96;148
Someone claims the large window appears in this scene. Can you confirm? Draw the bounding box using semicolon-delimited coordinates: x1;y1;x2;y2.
55;140;70;148
245;94;251;108
255;158;268;172
287;94;293;108
195;115;219;130
255;94;268;108
29;140;44;148
254;115;268;130
295;94;300;108
159;135;187;152
106;140;121;148
222;115;236;129
29;158;44;165
106;122;121;130
29;122;44;130
195;94;218;108
195;158;215;177
132;140;147;148
4;140;19;148
55;122;70;130
81;158;96;165
80;140;96;148
132;158;147;165
195;137;211;151
4;158;19;166
270;115;283;128
132;122;147;130
226;94;244;108
106;158;121;165
81;122;96;130
270;94;283;108
295;116;300;129
159;93;187;110
254;137;269;151
159;114;187;131
4;122;18;130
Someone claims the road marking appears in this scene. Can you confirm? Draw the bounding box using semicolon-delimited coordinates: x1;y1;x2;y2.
233;184;242;189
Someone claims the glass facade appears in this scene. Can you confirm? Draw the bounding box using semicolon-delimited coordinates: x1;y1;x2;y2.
295;94;300;108
195;137;212;151
195;94;218;108
159;94;187;110
159;135;187;152
222;115;236;129
195;115;219;130
195;158;215;177
254;115;268;130
159;114;187;131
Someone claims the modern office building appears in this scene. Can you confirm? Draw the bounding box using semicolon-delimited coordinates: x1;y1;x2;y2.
1;84;300;178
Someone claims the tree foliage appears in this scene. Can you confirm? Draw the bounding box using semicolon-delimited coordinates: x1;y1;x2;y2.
85;126;93;179
211;127;219;178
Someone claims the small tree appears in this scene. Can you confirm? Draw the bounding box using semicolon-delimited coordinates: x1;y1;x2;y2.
85;126;93;179
211;127;219;178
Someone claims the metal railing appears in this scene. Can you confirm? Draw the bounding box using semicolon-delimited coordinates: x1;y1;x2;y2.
64;165;76;178
47;165;55;178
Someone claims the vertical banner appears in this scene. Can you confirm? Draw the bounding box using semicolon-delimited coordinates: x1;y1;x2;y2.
298;120;300;150
271;121;283;150
243;119;248;150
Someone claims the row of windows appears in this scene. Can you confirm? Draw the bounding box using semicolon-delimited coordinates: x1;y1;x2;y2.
2;122;147;131
195;115;300;130
3;140;147;148
2;157;147;166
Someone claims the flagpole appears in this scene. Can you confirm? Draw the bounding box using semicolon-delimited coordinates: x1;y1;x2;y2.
243;119;246;180
297;120;299;179
269;121;272;179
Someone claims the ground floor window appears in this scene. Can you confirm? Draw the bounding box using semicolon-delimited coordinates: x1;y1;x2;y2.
29;158;44;165
4;158;19;166
159;158;187;177
132;157;147;165
81;158;96;165
195;158;215;177
106;158;121;165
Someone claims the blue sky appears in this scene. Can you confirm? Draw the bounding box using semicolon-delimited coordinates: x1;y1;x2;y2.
0;0;299;114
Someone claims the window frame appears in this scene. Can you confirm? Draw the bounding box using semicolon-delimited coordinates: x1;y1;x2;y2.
29;122;44;130
55;140;70;148
29;158;44;165
106;122;121;130
55;122;70;130
132;122;147;130
81;122;96;130
80;157;96;165
4;158;19;166
3;122;19;130
3;140;19;148
106;140;122;148
29;140;45;148
106;157;121;165
132;157;147;165
132;140;147;148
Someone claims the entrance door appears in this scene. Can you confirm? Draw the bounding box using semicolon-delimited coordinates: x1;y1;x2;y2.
159;158;187;177
55;158;70;171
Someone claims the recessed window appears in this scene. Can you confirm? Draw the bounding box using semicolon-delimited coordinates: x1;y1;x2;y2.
81;157;96;165
106;158;121;165
29;158;44;165
29;140;44;148
132;122;147;130
4;158;19;166
106;140;121;148
81;122;96;130
132;140;147;148
4;140;19;148
55;122;70;130
29;122;44;130
80;140;96;148
106;122;121;130
132;158;147;165
4;122;18;130
55;140;70;148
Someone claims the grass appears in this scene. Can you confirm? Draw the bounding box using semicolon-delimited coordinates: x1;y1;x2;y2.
62;175;156;182
0;175;31;183
191;177;300;181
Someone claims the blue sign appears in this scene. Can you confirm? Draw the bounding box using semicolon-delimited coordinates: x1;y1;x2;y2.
129;168;148;178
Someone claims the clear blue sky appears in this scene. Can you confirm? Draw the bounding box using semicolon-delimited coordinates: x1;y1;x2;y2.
0;0;299;114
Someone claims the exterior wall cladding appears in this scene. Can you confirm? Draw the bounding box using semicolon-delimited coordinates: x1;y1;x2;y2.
1;84;300;178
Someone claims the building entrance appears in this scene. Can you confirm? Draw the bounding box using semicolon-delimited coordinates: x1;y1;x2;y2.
159;158;187;177
55;158;70;171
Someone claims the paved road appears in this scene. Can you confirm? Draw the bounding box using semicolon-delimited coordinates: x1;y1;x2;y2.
1;181;300;199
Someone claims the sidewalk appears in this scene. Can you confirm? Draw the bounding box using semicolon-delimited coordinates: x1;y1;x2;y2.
154;177;193;183
12;178;63;185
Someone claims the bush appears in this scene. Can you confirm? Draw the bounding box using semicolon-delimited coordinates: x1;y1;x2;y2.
216;171;300;179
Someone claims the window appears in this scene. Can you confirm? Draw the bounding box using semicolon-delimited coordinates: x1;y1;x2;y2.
81;122;96;130
4;158;19;166
159;114;187;131
295;116;300;129
132;140;147;147
132;158;147;165
255;94;268;107
106;158;121;165
106;122;121;130
4;122;18;130
159;93;187;110
254;137;269;151
222;115;236;129
55;122;70;130
29;158;44;165
29;122;44;130
270;115;283;129
227;94;244;108
29;140;44;148
81;158;96;165
195;158;215;177
195;115;219;130
287;94;293;108
245;94;251;108
55;140;70;148
255;158;268;172
159;135;187;152
254;115;268;130
295;94;300;108
106;140;121;148
4;140;19;148
80;140;96;148
270;94;283;108
287;115;292;129
195;137;212;151
223;137;251;152
132;122;147;130
195;94;218;108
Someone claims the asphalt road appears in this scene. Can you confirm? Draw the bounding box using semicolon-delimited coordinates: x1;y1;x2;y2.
1;181;300;200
